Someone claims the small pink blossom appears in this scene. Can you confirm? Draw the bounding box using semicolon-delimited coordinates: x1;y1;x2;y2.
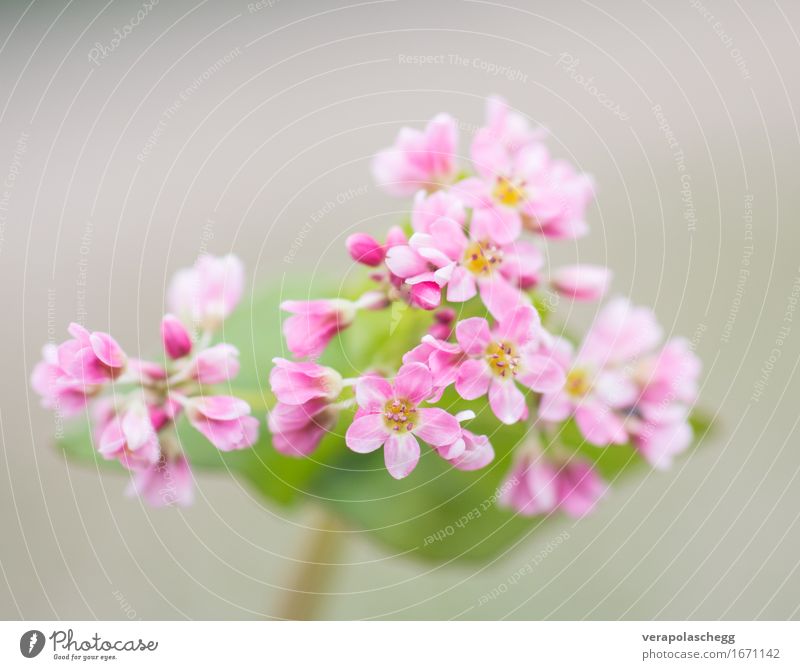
634;338;701;423
551;264;612;302
187;343;241;384
185;395;259;451
31;344;93;416
372;113;458;196
97;402;161;470
454;306;566;424
268;399;339;457
56;323;127;386
471;96;545;168
281;292;386;358
411;190;466;234
269;357;343;405
161;314;193;359
126;454;194;507
435;411;495;471
346;233;385;267
168;254;245;331
386;216;541;320
539;299;699;453
631;419;693;470
345;362;461;479
500;452;604;517
402;335;463;402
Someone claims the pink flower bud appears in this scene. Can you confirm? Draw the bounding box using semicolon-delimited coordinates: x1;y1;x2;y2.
346;233;385;266
268;399;338;457
409;281;441;310
185;396;259;452
191;344;240;384
270;358;342;405
161;314;193;359
551;264;611;302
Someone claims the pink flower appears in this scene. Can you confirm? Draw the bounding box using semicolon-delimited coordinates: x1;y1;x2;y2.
538;342;635;447
31;344;93;416
411;190;466;234
345;363;461;479
268;399;338;457
457;138;594;243
386;215;542;320
97;402;161;470
551;264;611;302
454;306;566;424
372;113;458;196
346;233;385;267
539;298;670;447
168;254;245;331
56;323;127;386
402;335;463;402
500;452;604;517
471;96;545;168
634;338;701;423
434;411;495;471
281;292;386;358
185;395;259;451
631;419;693;470
126;454;194;507
269;357;343;405
188;344;240;384
161;314;193;359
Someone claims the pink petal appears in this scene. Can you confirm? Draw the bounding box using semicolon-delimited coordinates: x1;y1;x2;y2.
445;266;477;302
551;264;611;302
385;245;430;278
193;395;250;421
488;379;527;424
470;204;522;245
89;331;126;369
634;420;692;470
519;352;566;393
414;408;460;447
455;359;491;400
394;362;433;404
455;317;491;355
494;305;539;346
345;413;388;453
450;431;495;471
478;276;527;321
384;432;421;479
538;391;573;422
355;375;392;412
574;402;628;445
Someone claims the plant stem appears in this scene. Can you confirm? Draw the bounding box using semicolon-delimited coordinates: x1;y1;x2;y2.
277;507;345;620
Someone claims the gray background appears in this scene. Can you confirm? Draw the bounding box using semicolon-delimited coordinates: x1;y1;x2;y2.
1;0;799;619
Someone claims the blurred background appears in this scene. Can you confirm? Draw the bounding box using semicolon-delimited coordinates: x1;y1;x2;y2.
1;0;799;619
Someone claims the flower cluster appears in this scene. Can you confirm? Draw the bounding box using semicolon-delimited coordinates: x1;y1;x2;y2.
269;97;701;518
32;254;258;506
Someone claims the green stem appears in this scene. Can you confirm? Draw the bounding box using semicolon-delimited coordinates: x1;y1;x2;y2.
277;507;345;620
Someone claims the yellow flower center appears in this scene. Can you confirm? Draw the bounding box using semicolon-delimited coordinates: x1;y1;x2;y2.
492;176;526;207
486;341;519;378
463;240;504;276
565;367;592;397
383;397;417;433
